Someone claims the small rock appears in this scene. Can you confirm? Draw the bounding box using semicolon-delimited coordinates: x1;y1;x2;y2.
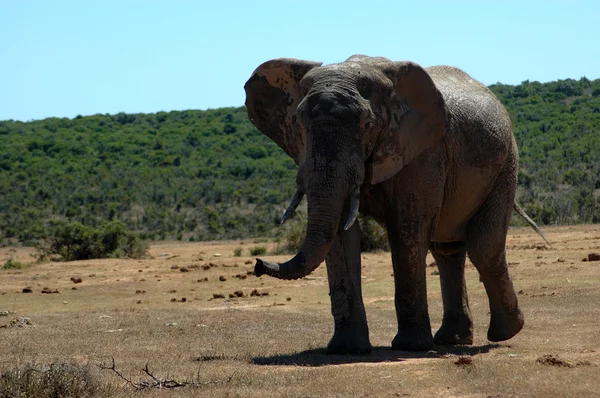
170;265;179;270
166;323;178;327
430;270;440;276
219;276;227;281
41;287;59;294
454;356;473;366
71;287;77;290
135;290;146;294
587;253;600;262
70;277;83;284
202;265;211;271
99;315;111;319
250;289;261;297
213;293;225;299
136;300;142;304
170;298;177;302
0;311;9;317
244;260;252;265
234;290;244;297
10;317;34;328
286;297;291;301
228;293;235;298
180;267;189;272
261;292;269;296
214;253;222;257
536;354;573;367
105;328;123;333
22;287;33;293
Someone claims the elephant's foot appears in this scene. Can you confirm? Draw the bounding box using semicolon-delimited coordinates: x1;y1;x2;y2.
434;315;473;345
327;325;372;355
487;308;524;342
391;324;433;351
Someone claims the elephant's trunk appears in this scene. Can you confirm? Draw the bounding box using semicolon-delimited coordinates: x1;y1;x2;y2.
255;196;342;280
255;123;363;280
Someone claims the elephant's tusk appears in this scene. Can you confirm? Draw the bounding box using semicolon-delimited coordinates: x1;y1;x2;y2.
280;189;304;225
343;187;360;230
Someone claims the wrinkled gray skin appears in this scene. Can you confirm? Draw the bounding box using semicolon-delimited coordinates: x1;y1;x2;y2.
244;55;534;354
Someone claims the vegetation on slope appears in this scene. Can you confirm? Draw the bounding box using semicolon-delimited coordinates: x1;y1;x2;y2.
0;77;599;245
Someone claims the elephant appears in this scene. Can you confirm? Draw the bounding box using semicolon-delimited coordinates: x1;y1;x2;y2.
244;55;548;355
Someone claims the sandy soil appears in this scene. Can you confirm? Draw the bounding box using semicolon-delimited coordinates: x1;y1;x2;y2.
1;225;599;397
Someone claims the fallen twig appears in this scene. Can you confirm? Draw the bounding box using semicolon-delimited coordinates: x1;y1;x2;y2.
98;358;233;390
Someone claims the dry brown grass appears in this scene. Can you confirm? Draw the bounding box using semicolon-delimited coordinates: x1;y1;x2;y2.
1;225;599;397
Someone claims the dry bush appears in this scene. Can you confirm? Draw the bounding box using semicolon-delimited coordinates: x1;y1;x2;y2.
0;362;113;398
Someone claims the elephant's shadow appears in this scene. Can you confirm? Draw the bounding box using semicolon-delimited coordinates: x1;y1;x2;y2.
252;344;503;367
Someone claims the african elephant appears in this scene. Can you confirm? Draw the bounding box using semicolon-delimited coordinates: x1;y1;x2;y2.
244;55;544;354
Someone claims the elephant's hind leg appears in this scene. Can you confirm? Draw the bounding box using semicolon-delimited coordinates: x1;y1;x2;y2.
466;173;524;342
431;246;474;345
325;221;371;354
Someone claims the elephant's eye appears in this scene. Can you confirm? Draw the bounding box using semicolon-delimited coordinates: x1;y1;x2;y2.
357;80;371;100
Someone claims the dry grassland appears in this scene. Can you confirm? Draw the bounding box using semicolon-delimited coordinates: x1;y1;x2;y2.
1;225;599;397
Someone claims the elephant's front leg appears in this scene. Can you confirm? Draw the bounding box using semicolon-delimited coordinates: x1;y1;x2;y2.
388;220;433;351
325;221;371;354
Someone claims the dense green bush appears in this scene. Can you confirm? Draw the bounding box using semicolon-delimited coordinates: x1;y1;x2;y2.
249;246;267;256
1;257;28;270
37;220;148;261
359;216;389;252
0;76;598;246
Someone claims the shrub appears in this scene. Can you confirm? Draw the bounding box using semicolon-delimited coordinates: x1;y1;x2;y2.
2;257;27;270
274;212;306;254
0;362;113;398
275;213;389;254
249;246;267;256
233;247;242;257
360;216;389;252
37;220;149;261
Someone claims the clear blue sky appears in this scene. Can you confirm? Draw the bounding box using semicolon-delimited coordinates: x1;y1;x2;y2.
1;0;598;121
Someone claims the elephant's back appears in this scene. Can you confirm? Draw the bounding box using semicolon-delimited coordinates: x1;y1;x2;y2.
425;66;518;243
426;66;511;133
425;65;515;167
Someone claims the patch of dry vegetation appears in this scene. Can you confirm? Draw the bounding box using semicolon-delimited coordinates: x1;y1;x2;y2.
0;225;599;397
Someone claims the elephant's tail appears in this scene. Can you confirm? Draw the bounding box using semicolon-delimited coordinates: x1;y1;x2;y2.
513;200;552;248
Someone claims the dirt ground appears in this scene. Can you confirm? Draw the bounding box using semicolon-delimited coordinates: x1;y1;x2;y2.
1;225;599;397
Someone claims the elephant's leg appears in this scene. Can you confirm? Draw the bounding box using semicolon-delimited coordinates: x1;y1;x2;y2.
431;247;473;345
325;220;371;354
466;174;524;342
387;220;433;351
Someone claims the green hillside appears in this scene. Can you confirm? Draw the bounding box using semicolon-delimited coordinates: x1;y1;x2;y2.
1;77;599;244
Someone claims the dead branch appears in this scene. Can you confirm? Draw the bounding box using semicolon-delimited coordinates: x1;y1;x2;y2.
98;358;233;390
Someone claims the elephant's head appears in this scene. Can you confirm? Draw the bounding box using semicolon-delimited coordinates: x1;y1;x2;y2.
244;55;448;280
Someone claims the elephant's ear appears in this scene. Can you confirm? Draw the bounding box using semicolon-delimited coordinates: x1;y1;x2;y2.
370;62;448;184
244;58;322;164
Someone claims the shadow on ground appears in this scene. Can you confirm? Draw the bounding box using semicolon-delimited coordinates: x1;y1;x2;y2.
252;344;503;366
